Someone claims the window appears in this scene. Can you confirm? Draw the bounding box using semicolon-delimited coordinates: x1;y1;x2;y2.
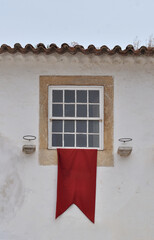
39;76;113;166
48;86;104;149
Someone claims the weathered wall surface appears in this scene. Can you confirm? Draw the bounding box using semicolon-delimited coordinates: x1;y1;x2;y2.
0;53;154;240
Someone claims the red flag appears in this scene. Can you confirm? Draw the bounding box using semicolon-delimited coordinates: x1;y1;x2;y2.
56;149;97;223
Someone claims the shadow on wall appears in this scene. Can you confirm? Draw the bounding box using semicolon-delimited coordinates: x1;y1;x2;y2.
0;134;24;224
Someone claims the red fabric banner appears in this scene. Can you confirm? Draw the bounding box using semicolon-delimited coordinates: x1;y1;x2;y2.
56;149;97;223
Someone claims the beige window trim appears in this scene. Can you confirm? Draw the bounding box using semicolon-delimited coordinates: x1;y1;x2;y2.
39;76;114;166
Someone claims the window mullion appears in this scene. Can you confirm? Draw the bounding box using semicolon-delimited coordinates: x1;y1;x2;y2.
87;120;88;147
87;90;89;147
75;90;77;147
62;90;64;147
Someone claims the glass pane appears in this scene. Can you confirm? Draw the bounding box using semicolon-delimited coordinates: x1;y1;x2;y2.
52;134;62;147
77;104;87;117
52;104;63;117
88;135;99;148
64;120;75;132
52;120;63;132
76;134;87;147
65;104;75;117
77;90;87;103
89;120;99;133
89;105;99;117
52;90;63;102
76;120;87;133
89;90;99;103
64;134;74;147
65;90;75;103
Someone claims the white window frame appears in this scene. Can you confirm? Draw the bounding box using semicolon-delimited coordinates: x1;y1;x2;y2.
48;85;104;150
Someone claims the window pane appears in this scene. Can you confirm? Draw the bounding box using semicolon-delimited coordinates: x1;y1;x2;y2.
64;120;75;132
77;104;87;117
52;90;63;102
89;105;99;117
64;134;74;147
77;90;87;103
76;134;87;147
76;120;87;133
89;90;99;103
52;104;63;117
65;90;75;103
65;104;75;117
52;134;62;147
88;135;99;148
52;120;63;132
88;120;99;133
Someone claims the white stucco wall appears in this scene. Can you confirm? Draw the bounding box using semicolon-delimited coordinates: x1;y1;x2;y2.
0;53;154;240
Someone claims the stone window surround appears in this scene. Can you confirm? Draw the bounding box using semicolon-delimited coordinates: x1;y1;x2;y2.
39;76;114;166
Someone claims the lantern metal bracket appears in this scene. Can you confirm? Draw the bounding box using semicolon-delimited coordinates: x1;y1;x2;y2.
22;135;36;154
118;138;132;157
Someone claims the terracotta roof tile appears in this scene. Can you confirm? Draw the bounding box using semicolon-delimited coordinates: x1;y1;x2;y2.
0;43;154;56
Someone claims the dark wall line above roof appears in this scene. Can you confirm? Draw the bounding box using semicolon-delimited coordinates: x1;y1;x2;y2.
0;43;154;56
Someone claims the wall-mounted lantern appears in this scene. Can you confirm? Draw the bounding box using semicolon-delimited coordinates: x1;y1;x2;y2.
22;135;36;154
117;138;132;157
